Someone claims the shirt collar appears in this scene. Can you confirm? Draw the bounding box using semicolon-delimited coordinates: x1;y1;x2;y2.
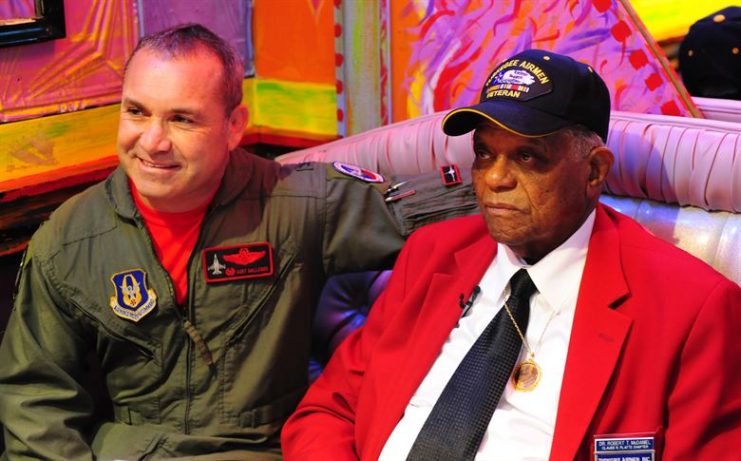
482;210;596;313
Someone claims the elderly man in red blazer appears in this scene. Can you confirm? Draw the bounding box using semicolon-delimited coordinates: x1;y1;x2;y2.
281;49;741;461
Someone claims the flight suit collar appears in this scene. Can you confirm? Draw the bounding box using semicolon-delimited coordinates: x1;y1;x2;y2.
106;148;257;219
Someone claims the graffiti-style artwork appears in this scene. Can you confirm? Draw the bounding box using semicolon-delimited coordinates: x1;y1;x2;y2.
138;0;253;76
0;0;137;123
390;0;698;122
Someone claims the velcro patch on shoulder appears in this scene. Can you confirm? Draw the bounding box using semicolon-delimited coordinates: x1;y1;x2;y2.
202;243;274;283
332;161;385;183
439;164;462;186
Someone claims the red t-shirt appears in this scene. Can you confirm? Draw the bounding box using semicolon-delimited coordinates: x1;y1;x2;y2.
130;183;208;306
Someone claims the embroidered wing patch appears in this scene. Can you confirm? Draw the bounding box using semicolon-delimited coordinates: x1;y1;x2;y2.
203;242;275;283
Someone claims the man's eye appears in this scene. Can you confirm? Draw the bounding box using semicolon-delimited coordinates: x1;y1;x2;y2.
474;150;492;160
519;151;534;162
173;115;193;124
125;107;143;116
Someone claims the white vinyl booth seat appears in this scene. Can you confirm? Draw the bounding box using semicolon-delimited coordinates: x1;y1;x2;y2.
606;111;740;213
278;111;741;284
599;195;739;285
694;96;741;124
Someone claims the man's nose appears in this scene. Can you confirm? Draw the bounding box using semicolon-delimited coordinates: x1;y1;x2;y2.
139;120;172;153
483;156;516;191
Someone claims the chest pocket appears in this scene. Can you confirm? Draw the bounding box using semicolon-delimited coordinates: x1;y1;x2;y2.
67;292;164;420
224;245;298;348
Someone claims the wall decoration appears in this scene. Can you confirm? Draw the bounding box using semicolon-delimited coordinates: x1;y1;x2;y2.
389;0;698;121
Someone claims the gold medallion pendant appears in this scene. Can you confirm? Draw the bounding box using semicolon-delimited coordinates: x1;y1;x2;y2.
512;358;541;392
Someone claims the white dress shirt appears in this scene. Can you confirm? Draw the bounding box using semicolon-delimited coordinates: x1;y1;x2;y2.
379;211;595;461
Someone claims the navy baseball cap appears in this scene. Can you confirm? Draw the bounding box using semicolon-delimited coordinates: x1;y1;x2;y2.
679;7;741;100
442;49;611;141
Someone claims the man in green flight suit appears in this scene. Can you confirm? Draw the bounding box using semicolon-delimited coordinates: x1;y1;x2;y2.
0;24;474;460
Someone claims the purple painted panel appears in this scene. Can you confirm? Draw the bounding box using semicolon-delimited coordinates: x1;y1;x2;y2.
138;0;253;76
0;0;35;20
0;0;138;122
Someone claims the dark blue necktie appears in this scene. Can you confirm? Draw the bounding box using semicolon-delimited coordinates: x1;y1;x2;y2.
406;269;537;461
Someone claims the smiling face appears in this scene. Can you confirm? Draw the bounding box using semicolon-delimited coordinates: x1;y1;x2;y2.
117;47;247;213
471;122;613;263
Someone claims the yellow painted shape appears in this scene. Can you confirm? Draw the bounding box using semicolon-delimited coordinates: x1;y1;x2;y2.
0;104;119;190
406;69;425;120
632;0;732;41
243;78;257;130
0;78;335;192
251;79;337;136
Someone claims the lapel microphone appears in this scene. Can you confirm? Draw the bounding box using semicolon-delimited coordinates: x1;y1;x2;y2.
458;285;481;319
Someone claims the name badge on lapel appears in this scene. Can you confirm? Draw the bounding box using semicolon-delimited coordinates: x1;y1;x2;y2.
593;433;658;461
202;242;274;283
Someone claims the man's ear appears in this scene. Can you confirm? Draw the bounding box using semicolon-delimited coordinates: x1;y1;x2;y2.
227;104;249;151
586;146;614;196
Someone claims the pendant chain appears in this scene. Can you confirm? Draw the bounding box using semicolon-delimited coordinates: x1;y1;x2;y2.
502;300;557;360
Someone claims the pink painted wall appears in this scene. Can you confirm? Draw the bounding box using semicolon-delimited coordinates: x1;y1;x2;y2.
390;0;697;121
0;0;137;123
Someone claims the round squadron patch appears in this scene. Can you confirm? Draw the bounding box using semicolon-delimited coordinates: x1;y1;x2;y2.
109;269;157;322
332;161;385;183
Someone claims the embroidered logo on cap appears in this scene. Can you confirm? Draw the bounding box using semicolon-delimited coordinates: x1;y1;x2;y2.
332;161;385;183
203;243;274;283
109;269;157;322
439;164;462;186
483;57;553;101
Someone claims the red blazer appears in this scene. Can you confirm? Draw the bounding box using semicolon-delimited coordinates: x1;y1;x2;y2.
282;205;741;460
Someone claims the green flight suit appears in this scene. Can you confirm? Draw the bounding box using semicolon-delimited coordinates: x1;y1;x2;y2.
0;150;476;460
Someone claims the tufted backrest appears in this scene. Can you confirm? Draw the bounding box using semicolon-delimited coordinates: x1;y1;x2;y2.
278;110;741;372
694;96;741;124
279;110;740;282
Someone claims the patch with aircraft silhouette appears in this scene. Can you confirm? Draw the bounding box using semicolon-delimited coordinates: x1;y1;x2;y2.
202;242;274;283
439;164;462;186
109;269;157;322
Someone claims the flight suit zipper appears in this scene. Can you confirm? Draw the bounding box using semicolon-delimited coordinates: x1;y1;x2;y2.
182;205;218;434
134;216;189;431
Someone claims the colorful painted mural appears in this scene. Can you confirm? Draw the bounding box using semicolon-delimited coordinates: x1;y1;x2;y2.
0;0;731;256
0;0;137;123
0;0;337;194
389;0;697;122
0;0;719;210
250;0;337;142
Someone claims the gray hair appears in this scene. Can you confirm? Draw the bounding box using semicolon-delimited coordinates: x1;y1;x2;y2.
559;124;605;158
124;23;244;114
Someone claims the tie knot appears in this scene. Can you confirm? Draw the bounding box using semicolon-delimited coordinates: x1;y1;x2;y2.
509;269;537;303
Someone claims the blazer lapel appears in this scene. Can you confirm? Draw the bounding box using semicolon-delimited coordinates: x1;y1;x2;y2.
549;205;632;460
372;227;497;457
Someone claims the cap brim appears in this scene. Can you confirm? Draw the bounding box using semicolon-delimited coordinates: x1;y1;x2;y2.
442;100;571;137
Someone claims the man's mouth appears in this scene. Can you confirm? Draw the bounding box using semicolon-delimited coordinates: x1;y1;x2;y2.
138;157;178;170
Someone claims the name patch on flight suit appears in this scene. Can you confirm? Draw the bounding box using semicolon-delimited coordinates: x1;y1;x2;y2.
109;269;157;322
593;434;657;461
332;161;385;183
202;243;274;283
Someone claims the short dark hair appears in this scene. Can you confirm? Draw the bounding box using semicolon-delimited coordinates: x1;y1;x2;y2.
124;23;244;113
